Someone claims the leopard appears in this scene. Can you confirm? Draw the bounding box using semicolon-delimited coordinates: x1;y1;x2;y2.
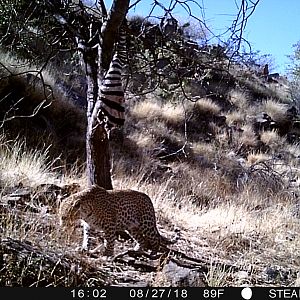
58;185;174;256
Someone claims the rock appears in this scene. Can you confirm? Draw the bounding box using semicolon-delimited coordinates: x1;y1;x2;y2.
161;261;205;287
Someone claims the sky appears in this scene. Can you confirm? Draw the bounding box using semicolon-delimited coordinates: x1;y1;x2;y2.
102;0;300;75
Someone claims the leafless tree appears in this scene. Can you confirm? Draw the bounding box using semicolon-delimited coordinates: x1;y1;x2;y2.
0;0;260;189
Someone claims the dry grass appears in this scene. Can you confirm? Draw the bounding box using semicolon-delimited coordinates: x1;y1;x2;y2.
0;135;56;188
131;100;162;120
131;98;186;125
246;152;271;165
236;74;285;101
228;89;250;111
2;125;300;286
111;104;298;292
267;81;292;104
193;97;222;116
2;49;300;287
204;262;234;287
161;103;186;125
114;164;300;286
239;124;258;147
286;143;300;158
129;131;157;149
225;110;245;126
260;130;285;149
191;140;217;160
262;99;288;123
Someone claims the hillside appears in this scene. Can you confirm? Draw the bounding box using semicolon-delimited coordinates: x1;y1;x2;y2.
1;43;300;287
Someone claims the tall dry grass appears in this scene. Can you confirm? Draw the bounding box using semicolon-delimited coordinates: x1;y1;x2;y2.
0;135;56;188
113;157;300;286
2;115;300;287
1;50;300;286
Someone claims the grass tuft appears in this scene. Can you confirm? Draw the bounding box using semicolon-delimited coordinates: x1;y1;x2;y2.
193;97;222;116
0;135;56;188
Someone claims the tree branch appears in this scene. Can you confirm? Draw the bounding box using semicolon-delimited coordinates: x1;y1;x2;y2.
100;0;130;70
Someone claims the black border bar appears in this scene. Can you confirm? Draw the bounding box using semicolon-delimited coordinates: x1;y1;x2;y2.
1;287;299;299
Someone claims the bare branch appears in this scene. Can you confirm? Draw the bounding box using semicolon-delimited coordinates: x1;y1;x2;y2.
228;0;260;54
100;0;130;69
0;98;50;129
129;0;143;10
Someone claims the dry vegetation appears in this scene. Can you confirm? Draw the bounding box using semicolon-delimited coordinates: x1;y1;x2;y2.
1;46;300;288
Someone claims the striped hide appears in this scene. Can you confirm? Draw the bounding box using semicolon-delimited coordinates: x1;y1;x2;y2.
100;29;127;129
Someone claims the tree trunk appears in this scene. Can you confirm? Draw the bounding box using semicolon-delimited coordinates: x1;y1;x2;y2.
86;122;112;189
85;51;113;189
84;0;130;190
45;0;129;190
